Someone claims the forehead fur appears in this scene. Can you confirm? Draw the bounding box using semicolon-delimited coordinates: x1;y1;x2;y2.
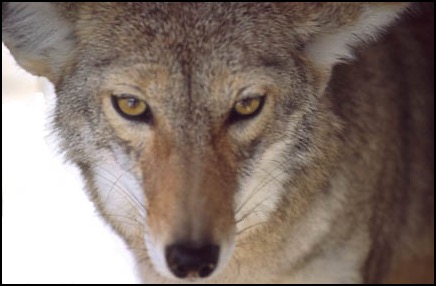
3;2;408;82
75;3;306;67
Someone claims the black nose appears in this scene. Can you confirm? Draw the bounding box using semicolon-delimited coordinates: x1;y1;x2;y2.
165;243;220;278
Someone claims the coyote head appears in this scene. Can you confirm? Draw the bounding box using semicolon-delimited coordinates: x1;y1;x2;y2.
2;3;408;281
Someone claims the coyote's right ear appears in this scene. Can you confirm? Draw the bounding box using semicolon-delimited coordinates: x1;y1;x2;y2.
301;3;410;69
2;2;78;83
279;3;410;93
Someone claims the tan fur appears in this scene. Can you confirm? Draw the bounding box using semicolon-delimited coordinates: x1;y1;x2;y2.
3;2;433;283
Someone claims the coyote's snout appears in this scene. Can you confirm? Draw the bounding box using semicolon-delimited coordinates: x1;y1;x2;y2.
3;2;433;284
143;140;236;279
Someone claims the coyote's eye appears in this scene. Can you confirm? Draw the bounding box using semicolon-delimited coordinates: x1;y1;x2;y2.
111;95;152;123
230;95;265;121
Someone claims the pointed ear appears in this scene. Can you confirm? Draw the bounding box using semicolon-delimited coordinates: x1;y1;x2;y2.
303;3;410;70
2;3;78;83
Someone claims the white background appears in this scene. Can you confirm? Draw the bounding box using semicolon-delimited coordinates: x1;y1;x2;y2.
2;44;138;283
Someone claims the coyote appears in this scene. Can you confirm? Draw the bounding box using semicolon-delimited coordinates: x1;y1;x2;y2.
2;3;433;283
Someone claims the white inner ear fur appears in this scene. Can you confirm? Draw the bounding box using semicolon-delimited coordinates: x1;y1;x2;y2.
3;3;75;78
305;5;409;68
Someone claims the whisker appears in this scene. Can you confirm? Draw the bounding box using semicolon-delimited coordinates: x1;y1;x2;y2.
235;157;290;216
97;213;144;227
95;174;145;216
235;165;280;216
94;166;147;218
235;162;287;217
236;220;268;237
235;208;270;224
233;158;292;242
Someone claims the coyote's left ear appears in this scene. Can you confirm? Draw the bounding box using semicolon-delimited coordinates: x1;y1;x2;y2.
301;3;410;70
2;3;78;83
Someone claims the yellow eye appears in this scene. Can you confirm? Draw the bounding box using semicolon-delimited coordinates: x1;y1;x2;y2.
117;97;147;116
112;95;151;122
233;97;263;116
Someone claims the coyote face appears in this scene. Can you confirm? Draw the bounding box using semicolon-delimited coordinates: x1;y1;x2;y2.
3;3;433;283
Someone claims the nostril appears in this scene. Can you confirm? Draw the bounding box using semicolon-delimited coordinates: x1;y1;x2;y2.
198;263;216;278
172;264;188;279
165;243;220;279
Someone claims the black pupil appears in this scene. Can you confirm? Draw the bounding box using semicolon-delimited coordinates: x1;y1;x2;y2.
126;98;139;108
240;98;252;108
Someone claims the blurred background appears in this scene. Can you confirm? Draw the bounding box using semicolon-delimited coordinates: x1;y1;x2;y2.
2;44;138;283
